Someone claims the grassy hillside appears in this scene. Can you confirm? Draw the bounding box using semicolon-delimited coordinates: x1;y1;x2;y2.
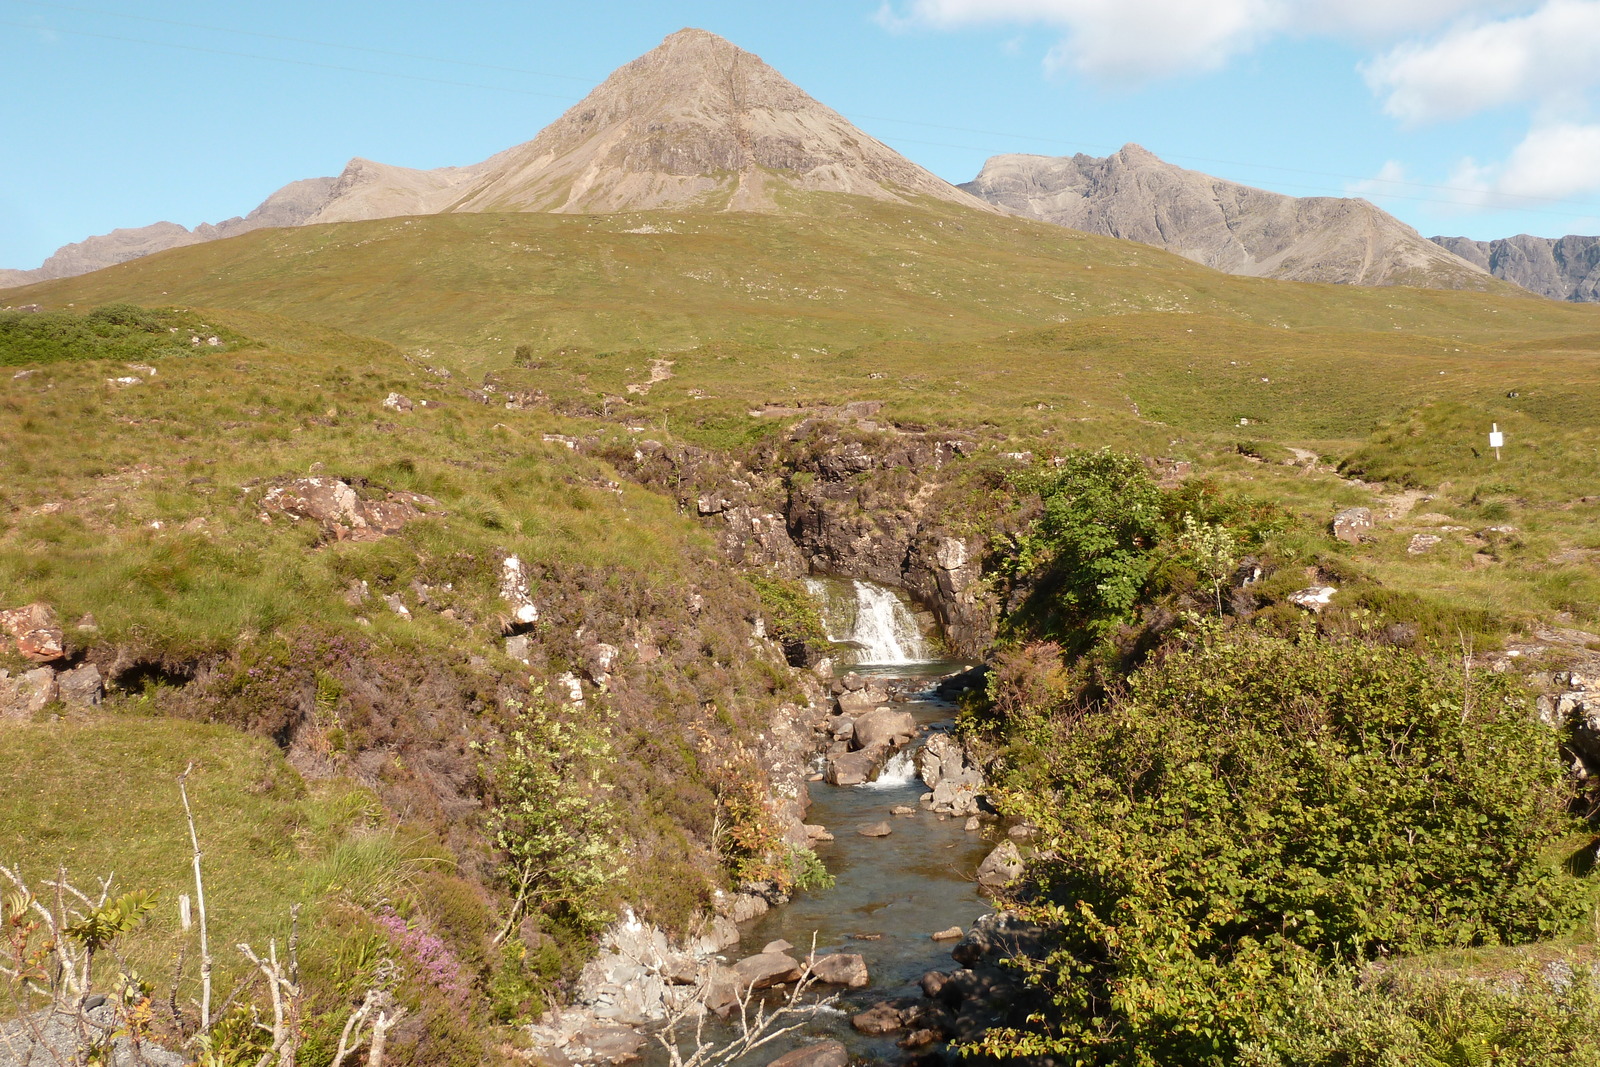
0;308;827;1063
6;196;1594;368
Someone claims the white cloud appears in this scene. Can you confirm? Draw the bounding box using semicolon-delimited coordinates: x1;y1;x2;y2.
882;0;1283;80
880;0;1526;81
1497;121;1600;198
1363;0;1600;122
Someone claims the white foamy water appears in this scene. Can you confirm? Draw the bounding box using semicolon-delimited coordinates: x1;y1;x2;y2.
859;748;919;790
805;577;930;664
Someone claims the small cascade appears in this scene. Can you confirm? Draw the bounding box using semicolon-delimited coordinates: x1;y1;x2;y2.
860;747;919;790
804;576;933;665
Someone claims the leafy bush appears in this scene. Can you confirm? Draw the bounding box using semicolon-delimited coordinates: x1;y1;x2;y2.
484;693;624;936
979;628;1584;1065
1005;449;1168;640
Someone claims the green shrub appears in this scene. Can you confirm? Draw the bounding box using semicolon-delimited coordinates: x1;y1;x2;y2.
483;693;624;937
978;628;1585;1065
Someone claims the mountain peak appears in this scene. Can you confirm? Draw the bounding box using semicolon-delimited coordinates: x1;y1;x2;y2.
440;29;992;215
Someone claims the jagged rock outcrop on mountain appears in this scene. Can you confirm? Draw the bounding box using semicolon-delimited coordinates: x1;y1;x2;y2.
0;177;337;289
4;29;988;286
961;145;1492;289
1431;234;1600;302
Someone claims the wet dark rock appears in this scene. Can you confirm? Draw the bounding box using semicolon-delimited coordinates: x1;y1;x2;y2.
851;1002;905;1035
920;970;949;998
898;1029;939;1050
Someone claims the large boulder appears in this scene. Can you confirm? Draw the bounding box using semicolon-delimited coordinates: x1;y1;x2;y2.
733;951;803;991
826;746;887;786
853;707;917;750
929;778;982;817
975;841;1025;891
809;953;870;988
837;685;891;715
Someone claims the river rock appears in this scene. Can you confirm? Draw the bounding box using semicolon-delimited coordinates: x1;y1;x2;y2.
810;952;870;988
964;816;980;831
829;715;855;740
853;707;916;749
838;685;890;714
1332;506;1373;544
899;1029;939;1050
840;672;866;691
892;805;915;816
733;952;802;991
763;939;794;954
931;927;963;942
826;746;886;786
571;1025;644;1065
712;890;770;924
766;1041;848;1067
930;778;982;817
951;912;1046;968
920;970;950;998
858;820;893;837
851;1003;905;1035
975;841;1024;890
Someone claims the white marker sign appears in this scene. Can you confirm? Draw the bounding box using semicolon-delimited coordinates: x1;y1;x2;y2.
1489;423;1504;460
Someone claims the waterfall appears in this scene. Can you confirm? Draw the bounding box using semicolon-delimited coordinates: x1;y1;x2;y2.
804;577;931;665
860;748;919;790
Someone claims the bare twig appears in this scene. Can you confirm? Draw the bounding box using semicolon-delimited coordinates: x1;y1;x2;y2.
653;934;837;1067
178;763;213;1032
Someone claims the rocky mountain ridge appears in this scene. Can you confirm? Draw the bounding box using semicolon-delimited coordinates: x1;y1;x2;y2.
960;146;1493;290
1431;233;1600;302
3;28;989;286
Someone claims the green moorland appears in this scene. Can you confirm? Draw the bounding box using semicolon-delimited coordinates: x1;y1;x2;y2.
0;308;828;1064
3;194;1600;1063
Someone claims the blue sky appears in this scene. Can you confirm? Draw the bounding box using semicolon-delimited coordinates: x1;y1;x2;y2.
4;0;1600;270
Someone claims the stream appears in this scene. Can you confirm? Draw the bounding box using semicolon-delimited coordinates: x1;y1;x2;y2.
729;580;996;1063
